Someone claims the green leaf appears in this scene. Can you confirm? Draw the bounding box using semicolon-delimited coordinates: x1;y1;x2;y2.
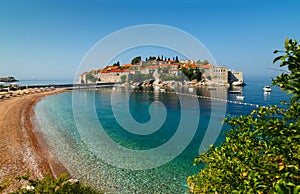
293;135;300;139
276;184;286;194
293;185;300;194
284;38;289;48
287;182;296;187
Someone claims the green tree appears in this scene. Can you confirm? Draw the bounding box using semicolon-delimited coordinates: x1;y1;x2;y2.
148;56;156;61
112;61;120;66
86;73;97;82
120;75;127;83
195;59;201;64
202;59;209;65
180;68;202;81
159;73;180;81
175;56;179;63
187;38;300;193
131;56;141;65
127;73;153;83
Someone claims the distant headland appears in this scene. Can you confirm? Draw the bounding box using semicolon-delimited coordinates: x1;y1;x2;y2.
0;76;18;82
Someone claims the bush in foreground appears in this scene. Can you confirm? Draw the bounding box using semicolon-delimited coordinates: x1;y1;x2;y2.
187;39;300;193
1;172;100;194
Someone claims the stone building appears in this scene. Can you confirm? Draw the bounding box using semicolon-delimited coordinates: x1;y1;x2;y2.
228;71;245;85
211;66;229;85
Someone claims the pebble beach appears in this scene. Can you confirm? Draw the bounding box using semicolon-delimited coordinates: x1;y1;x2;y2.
0;88;68;192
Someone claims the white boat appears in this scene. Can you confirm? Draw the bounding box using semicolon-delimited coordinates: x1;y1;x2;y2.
153;86;160;91
263;86;271;92
236;95;245;100
229;90;242;94
160;88;166;93
231;80;246;86
208;86;216;90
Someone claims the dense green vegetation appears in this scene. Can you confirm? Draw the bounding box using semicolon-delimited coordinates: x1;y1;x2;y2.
180;67;202;81
86;73;98;82
131;56;141;65
187;39;300;193
0;172;100;193
159;73;180;81
112;61;120;66
127;73;153;83
120;75;127;83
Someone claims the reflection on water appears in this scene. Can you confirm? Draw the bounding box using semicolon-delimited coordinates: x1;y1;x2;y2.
264;91;271;100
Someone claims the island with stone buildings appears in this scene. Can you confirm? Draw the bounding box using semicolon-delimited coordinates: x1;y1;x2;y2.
79;56;245;88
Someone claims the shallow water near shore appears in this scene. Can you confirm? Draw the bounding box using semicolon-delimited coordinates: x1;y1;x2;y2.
34;78;288;193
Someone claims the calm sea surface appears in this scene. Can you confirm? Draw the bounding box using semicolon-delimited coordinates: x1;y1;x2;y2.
17;79;74;86
34;77;289;193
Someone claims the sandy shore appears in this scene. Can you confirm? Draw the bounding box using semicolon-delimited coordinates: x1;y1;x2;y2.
0;89;69;190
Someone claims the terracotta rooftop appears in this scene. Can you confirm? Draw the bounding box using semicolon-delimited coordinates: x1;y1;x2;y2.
201;64;212;69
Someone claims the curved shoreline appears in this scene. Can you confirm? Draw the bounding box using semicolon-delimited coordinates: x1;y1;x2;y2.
0;89;69;190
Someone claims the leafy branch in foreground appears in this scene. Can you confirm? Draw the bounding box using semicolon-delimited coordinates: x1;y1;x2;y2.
1;171;100;194
187;38;300;193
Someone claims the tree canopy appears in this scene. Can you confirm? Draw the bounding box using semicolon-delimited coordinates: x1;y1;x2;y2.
112;61;120;66
187;38;300;193
180;67;202;81
131;56;141;65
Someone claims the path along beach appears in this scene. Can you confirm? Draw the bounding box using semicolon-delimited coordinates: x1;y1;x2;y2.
0;88;68;191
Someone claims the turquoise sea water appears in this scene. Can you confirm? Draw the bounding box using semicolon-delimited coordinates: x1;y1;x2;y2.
34;77;289;193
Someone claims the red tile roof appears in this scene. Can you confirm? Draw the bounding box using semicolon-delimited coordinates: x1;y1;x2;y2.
109;69;131;73
181;64;197;68
201;64;212;69
106;66;120;70
122;64;132;68
80;72;88;76
159;64;171;67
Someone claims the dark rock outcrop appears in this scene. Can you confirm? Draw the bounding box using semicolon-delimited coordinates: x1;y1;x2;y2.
0;76;18;82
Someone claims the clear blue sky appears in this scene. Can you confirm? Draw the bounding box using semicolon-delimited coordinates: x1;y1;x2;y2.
0;0;299;80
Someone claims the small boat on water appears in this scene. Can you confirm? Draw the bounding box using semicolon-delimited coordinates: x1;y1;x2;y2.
263;86;271;92
229;90;242;94
160;88;166;93
188;88;194;92
231;80;246;86
236;95;245;100
153;86;160;91
208;86;216;90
